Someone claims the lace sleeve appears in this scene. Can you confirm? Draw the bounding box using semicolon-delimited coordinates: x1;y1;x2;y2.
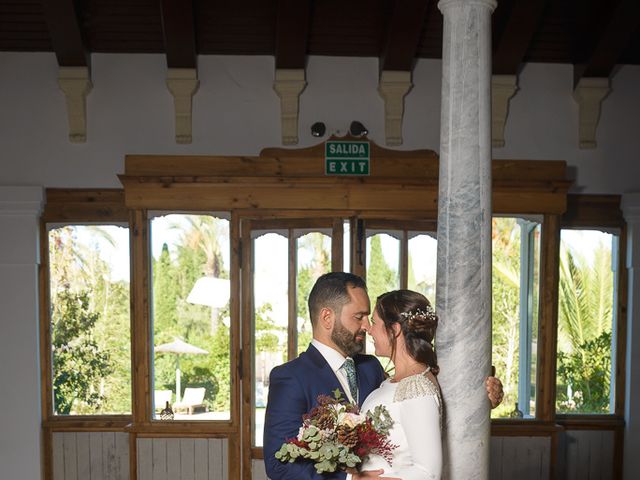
394;373;442;408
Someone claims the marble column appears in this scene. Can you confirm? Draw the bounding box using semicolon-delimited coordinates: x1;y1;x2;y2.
622;193;640;479
435;1;496;479
0;186;44;479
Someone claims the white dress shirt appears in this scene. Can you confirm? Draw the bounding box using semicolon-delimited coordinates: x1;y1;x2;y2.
311;340;357;479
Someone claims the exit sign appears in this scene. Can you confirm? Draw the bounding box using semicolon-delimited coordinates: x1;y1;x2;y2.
325;141;370;176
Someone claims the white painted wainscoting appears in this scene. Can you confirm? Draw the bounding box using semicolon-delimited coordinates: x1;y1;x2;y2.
52;431;129;480
50;431;614;479
256;437;551;480
561;430;615;480
490;436;551;480
136;437;228;480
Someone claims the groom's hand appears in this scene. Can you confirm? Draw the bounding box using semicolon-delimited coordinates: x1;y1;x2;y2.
486;367;504;409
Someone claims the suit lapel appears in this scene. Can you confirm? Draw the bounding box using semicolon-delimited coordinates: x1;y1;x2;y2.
304;344;348;400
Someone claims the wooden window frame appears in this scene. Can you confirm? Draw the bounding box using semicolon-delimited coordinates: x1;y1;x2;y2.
555;194;628;479
45;137;608;478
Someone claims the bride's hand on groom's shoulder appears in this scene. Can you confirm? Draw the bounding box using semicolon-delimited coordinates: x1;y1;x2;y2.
486;372;504;409
349;468;401;479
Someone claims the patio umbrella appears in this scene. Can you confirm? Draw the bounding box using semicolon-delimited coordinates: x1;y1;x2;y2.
154;337;208;403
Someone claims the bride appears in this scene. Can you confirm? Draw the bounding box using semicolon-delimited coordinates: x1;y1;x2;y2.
353;289;443;480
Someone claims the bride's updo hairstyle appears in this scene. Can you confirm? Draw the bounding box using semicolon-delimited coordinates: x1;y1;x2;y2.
375;289;439;375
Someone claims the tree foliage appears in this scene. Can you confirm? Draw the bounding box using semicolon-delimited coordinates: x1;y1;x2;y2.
557;331;612;412
367;235;398;304
52;287;113;414
296;233;331;354
49;226;129;415
152;215;231;412
491;218;524;418
556;239;613;413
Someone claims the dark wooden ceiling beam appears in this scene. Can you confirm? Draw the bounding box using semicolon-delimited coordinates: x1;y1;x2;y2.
160;0;197;68
380;0;430;72
574;0;640;84
492;0;548;75
42;0;88;67
275;0;312;69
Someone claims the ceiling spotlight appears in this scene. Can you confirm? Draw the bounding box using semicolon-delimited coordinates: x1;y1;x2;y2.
311;122;326;137
349;121;368;137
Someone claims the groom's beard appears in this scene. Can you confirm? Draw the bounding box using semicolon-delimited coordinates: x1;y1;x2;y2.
332;319;366;357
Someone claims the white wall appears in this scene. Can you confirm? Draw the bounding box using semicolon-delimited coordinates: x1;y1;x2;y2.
1;52;639;192
0;186;43;480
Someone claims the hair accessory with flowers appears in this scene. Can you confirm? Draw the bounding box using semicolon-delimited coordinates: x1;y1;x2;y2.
275;389;397;474
399;305;437;324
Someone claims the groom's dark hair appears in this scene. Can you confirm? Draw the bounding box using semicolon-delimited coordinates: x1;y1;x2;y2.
308;272;367;326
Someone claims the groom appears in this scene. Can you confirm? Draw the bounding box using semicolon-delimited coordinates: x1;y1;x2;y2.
263;272;502;480
264;272;383;479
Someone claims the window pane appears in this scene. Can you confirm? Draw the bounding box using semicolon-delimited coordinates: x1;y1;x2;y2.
408;233;437;305
296;232;331;356
366;233;401;302
150;214;231;421
366;232;401;361
254;233;288;446
49;225;131;415
556;230;617;414
491;218;541;419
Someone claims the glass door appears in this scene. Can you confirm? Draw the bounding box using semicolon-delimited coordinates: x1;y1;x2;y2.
239;216;438;478
240;217;343;477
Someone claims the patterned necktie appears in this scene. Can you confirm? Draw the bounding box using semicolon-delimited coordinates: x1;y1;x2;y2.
342;358;358;401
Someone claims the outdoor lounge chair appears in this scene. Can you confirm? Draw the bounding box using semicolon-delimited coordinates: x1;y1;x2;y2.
173;387;207;414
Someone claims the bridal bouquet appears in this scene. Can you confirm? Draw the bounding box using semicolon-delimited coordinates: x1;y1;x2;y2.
275;390;396;474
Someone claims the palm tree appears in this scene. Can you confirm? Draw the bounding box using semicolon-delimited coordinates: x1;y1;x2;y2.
558;241;613;352
557;237;614;412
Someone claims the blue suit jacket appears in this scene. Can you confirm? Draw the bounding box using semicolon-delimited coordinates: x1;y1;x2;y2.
263;344;386;480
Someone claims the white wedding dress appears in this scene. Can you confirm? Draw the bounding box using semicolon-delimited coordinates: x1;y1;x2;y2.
360;372;443;480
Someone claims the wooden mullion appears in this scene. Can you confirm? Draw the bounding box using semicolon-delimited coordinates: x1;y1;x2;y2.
249;217;334;231
561;194;624;229
130;210;151;424
537;214;561;422
400;230;408;290
39;220;53;419
351;218;366;279
43;188;128;223
331;218;344;272
228;433;241;480
229;214;241;429
125;422;236;435
129;432;137;480
613;223;628;480
42;426;53;480
491;421;562;436
240;220;254;480
129;209;150;480
364;219;438;231
555;415;624;429
615;223;628;417
235;210;437;222
43;416;132;429
288;230;297;360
